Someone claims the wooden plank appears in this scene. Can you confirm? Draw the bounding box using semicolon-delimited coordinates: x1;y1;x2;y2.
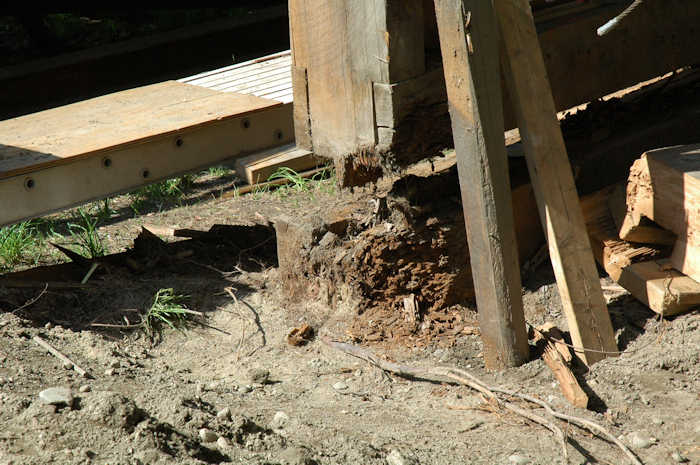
0;81;283;179
495;0;617;366
434;0;529;369
622;145;700;281
0;98;294;227
580;187;700;316
234;144;320;184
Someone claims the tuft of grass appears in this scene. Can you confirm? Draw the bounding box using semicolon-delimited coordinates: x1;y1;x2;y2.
0;221;42;271
142;288;192;339
67;208;106;258
129;175;195;213
205;165;233;177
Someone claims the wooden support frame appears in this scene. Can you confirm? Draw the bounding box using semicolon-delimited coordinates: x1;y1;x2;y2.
495;0;617;366
290;0;700;182
434;0;529;368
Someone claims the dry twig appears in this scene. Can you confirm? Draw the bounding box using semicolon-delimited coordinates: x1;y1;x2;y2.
33;335;91;378
11;283;48;315
322;337;642;465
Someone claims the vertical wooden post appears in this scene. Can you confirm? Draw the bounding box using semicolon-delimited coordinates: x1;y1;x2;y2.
434;0;529;369
495;0;618;365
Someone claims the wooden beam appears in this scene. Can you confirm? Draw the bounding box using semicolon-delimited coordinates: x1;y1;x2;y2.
434;0;529;369
234;144;319;185
495;0;617;366
0;82;294;227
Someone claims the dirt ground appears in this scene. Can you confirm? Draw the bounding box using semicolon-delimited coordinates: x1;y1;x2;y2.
1;159;699;465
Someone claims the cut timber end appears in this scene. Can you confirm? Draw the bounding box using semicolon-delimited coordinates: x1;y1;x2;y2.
622;144;700;282
581;186;700;316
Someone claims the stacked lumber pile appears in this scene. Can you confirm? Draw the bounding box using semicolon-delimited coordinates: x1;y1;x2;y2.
581;143;700;316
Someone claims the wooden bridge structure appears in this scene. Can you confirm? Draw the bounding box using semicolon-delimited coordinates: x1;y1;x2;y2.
1;1;699;369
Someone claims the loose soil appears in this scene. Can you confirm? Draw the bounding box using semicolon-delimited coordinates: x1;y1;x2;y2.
1;155;699;465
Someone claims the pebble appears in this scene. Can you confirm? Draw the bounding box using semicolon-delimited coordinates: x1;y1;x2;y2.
44;322;54;330
216;407;231;420
108;360;120;369
629;432;653;449
216;437;231;449
651;417;664;426
386;449;415;465
39;387;73;406
198;428;218;443
238;385;253;394
104;368;115;376
333;381;348;391
271;411;289;429
508;454;530;465
248;368;270;385
63;361;73;370
671;451;688;463
79;385;91;393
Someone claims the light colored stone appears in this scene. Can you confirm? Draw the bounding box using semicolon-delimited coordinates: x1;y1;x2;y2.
79;385;91;393
271;411;289;429
508;454;530;465
629;432;653;449
333;381;348;391
386;449;416;465
104;368;115;376
199;428;217;443
39;387;73;406
216;407;231;420
238;385;253;394
671;451;688;463
108;360;120;369
216;436;230;449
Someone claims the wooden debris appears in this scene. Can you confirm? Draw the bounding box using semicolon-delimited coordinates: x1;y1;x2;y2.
623;144;700;281
287;324;314;346
33;335;90;378
532;324;588;409
322;336;642;465
581;186;700;316
402;294;420;327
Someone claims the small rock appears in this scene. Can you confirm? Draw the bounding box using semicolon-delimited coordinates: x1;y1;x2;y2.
216;407;231;420
216;436;231;449
199;428;218;443
333;381;348;391
629;432;653;449
39;387;73;407
63;361;73;370
238;385;253;394
651;417;664;426
671;451;689;463
508;454;530;465
271;411;289;429
44;322;54;330
108;360;120;369
79;385;91;393
104;368;115;376
386;449;415;465
248;368;270;385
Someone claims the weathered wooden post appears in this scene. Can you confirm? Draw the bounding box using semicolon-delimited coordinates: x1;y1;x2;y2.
433;0;529;368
